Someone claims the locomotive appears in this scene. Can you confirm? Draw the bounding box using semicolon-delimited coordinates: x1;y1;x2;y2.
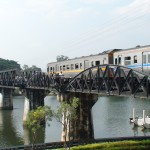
47;45;150;77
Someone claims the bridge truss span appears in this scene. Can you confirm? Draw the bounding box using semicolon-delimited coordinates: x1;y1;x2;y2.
0;69;58;91
63;65;150;98
0;66;150;98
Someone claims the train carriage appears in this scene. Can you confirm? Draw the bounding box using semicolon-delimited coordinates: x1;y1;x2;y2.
47;49;119;78
47;45;150;78
113;45;150;74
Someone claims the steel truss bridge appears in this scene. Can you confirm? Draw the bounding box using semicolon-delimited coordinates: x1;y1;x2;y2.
0;65;150;98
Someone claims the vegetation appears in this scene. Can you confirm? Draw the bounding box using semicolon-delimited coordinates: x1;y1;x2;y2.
25;106;53;149
56;55;69;62
0;58;42;72
22;65;41;72
25;97;79;149
0;58;20;70
52;97;79;149
71;140;150;150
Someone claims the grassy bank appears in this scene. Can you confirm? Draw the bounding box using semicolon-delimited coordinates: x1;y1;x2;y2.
71;140;150;150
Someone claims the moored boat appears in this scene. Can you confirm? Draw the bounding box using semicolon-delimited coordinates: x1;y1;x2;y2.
130;108;150;129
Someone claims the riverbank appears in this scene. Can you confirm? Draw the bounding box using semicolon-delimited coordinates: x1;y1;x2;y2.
1;138;150;150
71;140;150;150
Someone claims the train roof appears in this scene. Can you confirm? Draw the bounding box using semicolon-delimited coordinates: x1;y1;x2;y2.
115;45;150;53
47;49;120;65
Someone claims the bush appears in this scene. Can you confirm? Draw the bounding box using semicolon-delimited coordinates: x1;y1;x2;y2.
71;140;150;150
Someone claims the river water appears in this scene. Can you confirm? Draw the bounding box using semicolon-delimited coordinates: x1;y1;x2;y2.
0;95;150;148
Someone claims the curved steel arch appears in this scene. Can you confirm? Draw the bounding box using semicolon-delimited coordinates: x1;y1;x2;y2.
62;65;150;98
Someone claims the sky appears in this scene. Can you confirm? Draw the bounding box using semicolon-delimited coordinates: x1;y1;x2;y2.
0;0;150;71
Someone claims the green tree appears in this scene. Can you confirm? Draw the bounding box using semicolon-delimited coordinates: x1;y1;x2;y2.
22;64;29;70
56;55;69;62
25;106;53;149
22;65;41;72
0;58;20;70
52;97;79;149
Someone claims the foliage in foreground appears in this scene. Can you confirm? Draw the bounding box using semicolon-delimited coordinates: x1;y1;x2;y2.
25;106;53;148
53;97;79;148
71;140;150;150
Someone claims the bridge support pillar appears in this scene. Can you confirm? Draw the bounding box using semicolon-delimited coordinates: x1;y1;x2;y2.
73;93;98;140
60;92;98;141
23;89;49;124
0;88;13;110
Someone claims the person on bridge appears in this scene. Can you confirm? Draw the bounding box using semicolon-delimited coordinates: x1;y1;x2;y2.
59;71;64;84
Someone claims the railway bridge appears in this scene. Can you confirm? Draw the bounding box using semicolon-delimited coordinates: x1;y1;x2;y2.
0;65;150;141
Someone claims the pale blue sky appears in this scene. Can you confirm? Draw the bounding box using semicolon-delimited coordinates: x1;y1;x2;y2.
0;0;149;71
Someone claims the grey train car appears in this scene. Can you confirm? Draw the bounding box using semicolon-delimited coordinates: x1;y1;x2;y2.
47;45;150;77
113;45;150;74
47;49;119;78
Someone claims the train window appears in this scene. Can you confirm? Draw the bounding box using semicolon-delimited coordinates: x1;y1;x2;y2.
148;54;150;63
95;61;100;65
47;67;49;72
125;56;131;60
60;66;62;71
66;65;70;70
143;55;146;64
134;55;137;63
71;64;74;70
124;56;131;65
75;63;79;69
50;67;53;71
115;58;117;64
63;65;66;71
80;63;82;69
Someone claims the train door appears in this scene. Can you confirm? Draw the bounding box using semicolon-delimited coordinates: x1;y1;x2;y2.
84;60;89;69
142;52;150;73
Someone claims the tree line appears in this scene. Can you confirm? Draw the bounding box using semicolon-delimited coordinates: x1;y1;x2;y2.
0;58;41;72
0;54;69;72
0;58;20;70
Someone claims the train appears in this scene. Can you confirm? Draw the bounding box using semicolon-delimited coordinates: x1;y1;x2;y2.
47;45;150;77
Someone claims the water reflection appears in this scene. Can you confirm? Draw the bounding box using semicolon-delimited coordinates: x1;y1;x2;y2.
131;126;150;136
92;96;150;138
0;95;150;147
0;110;23;147
0;96;61;148
23;126;45;145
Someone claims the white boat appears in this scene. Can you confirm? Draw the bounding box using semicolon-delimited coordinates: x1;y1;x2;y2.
131;108;150;129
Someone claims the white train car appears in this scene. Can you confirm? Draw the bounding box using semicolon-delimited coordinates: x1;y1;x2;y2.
47;49;119;77
113;45;150;74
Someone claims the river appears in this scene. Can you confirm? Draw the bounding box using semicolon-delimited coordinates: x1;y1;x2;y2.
0;95;150;148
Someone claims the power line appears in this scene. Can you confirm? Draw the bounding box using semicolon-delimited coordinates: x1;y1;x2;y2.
61;1;150;52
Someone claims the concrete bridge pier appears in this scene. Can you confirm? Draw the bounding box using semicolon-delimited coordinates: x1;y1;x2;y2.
23;89;49;124
59;92;98;141
0;88;14;110
73;93;98;140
